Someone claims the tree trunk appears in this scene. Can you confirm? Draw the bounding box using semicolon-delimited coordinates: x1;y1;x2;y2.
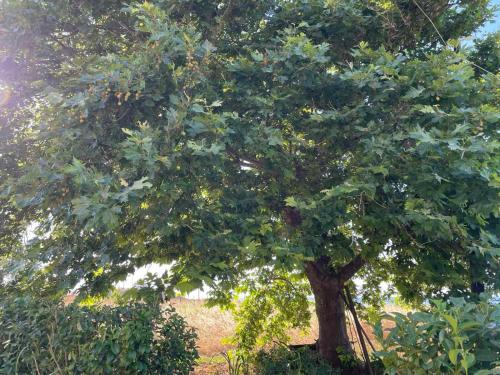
304;255;366;368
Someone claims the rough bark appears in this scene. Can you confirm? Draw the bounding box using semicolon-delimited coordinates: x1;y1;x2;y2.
304;255;366;368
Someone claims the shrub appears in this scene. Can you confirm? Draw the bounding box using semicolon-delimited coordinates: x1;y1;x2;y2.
373;297;500;375
253;346;340;375
0;296;198;374
221;350;250;375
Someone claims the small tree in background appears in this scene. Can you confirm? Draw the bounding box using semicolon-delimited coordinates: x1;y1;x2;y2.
0;0;498;367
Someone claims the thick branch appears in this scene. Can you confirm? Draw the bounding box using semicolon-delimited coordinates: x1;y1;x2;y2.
338;254;366;283
304;256;342;288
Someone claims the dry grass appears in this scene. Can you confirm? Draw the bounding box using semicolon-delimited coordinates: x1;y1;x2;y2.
167;297;402;375
168;297;321;357
169;298;236;356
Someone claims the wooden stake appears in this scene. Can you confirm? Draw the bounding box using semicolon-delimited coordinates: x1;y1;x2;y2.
342;287;374;375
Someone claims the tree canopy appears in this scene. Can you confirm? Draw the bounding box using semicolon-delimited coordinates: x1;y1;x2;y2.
0;0;499;365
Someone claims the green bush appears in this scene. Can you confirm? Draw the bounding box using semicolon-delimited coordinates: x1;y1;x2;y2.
253;346;340;375
373;297;500;375
0;296;198;374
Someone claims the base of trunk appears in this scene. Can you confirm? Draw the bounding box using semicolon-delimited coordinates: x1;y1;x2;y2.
305;259;353;368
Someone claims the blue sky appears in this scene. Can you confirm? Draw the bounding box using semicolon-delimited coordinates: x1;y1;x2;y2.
479;0;500;35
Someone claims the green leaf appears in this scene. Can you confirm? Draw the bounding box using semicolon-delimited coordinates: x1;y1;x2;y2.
461;353;475;370
322;184;359;198
448;349;459;365
101;209;119;228
412;312;432;322
267;134;283;146
64;157;87;176
129;177;152;191
207;143;225;155
475;348;498;362
409;126;437;144
176;281;198;294
210;262;228;270
187;121;207;136
419;105;437;114
449;297;466;307
459;321;481;330
474;370;492;375
190;103;205;113
111;342;120;355
438;329;445;343
251;51;264;62
443;314;458;332
285;196;298;207
403;86;425;100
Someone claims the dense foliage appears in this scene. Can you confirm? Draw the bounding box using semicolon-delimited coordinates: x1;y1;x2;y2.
374;297;500;374
0;0;498;366
230;270;312;352
0;297;198;375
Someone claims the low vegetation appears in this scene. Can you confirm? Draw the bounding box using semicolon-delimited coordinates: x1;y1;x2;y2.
374;297;500;375
0;296;198;375
0;294;498;374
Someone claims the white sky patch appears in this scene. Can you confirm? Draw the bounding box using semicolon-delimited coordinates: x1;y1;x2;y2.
353;277;390;294
115;263;169;289
114;263;210;299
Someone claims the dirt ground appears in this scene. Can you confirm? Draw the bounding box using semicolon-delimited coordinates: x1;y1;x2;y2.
168;297;400;375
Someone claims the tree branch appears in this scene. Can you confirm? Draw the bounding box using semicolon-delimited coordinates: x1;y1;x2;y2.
339;254;366;283
225;147;262;168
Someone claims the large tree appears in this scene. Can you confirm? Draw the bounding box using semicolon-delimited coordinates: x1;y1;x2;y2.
1;0;498;366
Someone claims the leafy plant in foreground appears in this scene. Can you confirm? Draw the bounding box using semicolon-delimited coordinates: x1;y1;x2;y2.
221;350;250;375
0;296;198;375
374;297;500;375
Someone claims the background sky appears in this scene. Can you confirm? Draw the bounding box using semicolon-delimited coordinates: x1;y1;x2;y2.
479;0;500;34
